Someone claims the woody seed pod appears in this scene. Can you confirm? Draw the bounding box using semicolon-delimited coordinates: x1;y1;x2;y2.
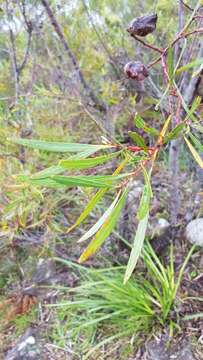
127;14;157;37
124;61;149;81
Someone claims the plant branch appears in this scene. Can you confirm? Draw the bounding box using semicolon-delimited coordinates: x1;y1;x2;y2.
40;0;107;113
130;34;163;54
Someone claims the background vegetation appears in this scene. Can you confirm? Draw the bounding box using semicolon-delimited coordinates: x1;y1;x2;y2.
0;1;202;359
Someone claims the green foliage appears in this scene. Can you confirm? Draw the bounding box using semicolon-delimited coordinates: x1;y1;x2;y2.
49;243;195;358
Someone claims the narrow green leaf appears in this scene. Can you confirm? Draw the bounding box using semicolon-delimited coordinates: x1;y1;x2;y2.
135;115;145;129
184;136;203;169
67;156;130;233
22;176;66;188
124;211;149;284
190;122;203;134
167;47;174;81
52;174;129;189
134;114;159;136
185;96;202;122
189;132;203;152
67;189;107;233
78;188;129;263
128;131;147;149
31;148;104;179
78;191;121;243
164;123;185;143
137;185;151;220
9;138;114;153
176;58;203;74
59;151;121;170
31;165;65;179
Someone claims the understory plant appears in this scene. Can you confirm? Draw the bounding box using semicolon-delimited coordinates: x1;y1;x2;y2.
10;1;203;282
48;243;195;359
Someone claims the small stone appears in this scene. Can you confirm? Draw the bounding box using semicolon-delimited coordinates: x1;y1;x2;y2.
186;218;203;246
26;336;36;345
157;218;170;230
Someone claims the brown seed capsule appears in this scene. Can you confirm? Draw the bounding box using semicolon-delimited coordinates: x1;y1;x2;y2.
124;61;149;81
127;14;157;37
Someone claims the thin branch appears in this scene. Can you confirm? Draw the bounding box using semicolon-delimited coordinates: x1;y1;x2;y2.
130;34;163;54
81;0;120;79
180;0;194;12
40;0;107;113
148;27;203;69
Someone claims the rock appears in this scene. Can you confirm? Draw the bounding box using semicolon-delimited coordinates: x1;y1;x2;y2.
186;218;203;246
146;336;196;360
5;328;40;360
154;218;170;236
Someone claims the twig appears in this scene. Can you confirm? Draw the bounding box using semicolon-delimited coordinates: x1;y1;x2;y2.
81;0;120;79
40;0;107;114
130;34;163;54
180;0;194;12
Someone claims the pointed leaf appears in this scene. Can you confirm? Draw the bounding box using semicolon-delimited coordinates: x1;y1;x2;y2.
137;185;151;220
124;211;149;284
184;136;203;169
31;148;104;179
164;123;185;143
52;174;129;189
128;131;147;149
78;191;121;243
189;132;203;152
78;188;129;263
67;156;130;233
176;58;203;74
167;47;174;81
59;151;121;170
134;115;158;136
9;138;114;153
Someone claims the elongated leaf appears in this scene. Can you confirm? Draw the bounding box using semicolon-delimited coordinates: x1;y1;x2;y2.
78;191;121;243
67;189;106;233
124;211;149;284
137;166;152;220
184;136;203;169
67;156;130;233
31;165;65;179
167;47;174;81
52;174;129;189
189;132;203;152
134;115;158;136
164;123;185;143
190;122;203;134
9;138;114;153
142;165;153;197
135;115;145;128
137;185;151;220
78;188;129;263
19;176;66;188
31;148;104;179
128;131;147;149
185;97;201;122
176;58;203;74
59;151;121;170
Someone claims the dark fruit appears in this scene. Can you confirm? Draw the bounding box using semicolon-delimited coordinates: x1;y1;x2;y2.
124;61;149;81
127;14;157;37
